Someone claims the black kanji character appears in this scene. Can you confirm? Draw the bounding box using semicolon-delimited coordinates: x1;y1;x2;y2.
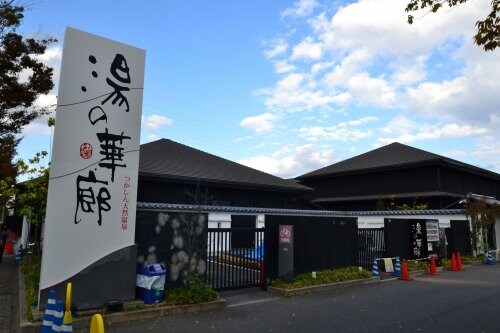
101;53;131;112
74;170;111;226
97;128;131;182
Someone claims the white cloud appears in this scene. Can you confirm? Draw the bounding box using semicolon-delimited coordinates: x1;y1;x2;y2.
390;55;428;86
36;46;63;90
34;94;58;110
323;49;373;86
378;117;489;144
347;72;396;107
381;116;416;135
273;60;296;74
473;136;500;159
36;46;63;63
234;136;253;143
344;117;378;126
264;40;288;58
142;115;173;130
238;143;335;178
22;120;53;137
278;73;304;90
299;126;372;142
291;36;322;60
263;87;336;112
311;0;489;55
405;52;500;125
282;0;318;18
20;94;57;137
406;78;466;115
298;116;377;142
311;61;335;75
147;134;159;141
240;113;280;133
253;0;499;174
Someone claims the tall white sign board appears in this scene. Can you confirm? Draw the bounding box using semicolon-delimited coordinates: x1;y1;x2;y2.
40;27;145;291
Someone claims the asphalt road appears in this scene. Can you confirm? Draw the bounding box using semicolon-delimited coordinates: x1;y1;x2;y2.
101;264;500;333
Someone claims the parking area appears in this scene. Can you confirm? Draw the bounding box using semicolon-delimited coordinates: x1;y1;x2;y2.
99;264;500;333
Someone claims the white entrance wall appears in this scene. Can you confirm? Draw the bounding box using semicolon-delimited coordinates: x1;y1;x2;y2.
208;212;232;229
207;213;265;255
357;213;468;229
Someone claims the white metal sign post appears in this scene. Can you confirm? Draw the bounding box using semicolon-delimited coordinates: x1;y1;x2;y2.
40;27;145;308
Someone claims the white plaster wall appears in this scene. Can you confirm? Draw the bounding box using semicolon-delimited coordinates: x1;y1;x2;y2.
208;212;232;229
207;213;231;255
357;214;468;229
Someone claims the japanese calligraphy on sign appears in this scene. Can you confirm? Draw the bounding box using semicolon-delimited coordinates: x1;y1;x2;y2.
410;221;426;259
41;28;145;291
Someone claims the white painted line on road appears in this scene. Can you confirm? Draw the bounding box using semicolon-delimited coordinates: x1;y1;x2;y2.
380;277;398;282
227;297;281;308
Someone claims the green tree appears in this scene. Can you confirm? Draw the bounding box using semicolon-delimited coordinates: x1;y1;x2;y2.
405;0;499;51
465;198;500;255
14;150;50;254
385;195;429;210
0;117;53;251
0;0;56;184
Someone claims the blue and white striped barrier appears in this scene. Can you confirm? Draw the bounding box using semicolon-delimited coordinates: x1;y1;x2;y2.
41;290;57;333
393;256;401;277
372;258;379;277
486;251;494;265
51;300;64;333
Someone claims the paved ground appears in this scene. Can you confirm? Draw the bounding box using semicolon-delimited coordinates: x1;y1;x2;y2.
0;255;19;333
96;264;500;333
8;258;500;332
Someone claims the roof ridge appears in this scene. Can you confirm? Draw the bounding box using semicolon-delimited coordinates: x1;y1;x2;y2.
297;142;471;179
139;138;311;192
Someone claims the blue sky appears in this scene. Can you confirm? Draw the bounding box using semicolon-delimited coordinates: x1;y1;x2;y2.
17;0;500;178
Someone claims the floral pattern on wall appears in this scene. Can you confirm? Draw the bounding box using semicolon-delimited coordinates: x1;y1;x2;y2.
136;211;208;288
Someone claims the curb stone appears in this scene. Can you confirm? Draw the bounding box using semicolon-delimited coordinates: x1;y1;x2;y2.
18;269;225;333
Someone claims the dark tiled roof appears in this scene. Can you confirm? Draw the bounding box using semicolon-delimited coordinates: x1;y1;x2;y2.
298;142;500;180
312;191;464;203
139;139;311;193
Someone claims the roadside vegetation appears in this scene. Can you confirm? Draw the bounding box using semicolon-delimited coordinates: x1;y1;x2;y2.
405;260;429;271
271;266;371;289
19;255;42;320
163;274;218;305
441;254;485;267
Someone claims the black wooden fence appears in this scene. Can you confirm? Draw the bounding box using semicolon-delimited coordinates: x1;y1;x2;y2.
265;216;359;280
358;228;385;270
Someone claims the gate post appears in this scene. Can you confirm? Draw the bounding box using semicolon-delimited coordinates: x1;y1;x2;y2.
278;225;294;282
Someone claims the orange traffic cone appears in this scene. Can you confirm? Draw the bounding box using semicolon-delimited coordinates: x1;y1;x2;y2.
449;253;457;271
456;252;463;271
428;256;439;275
400;259;412;281
5;232;13;254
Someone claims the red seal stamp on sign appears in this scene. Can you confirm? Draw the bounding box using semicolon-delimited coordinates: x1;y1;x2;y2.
80;143;93;159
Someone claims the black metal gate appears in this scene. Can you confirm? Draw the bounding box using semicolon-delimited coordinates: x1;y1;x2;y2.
358;228;385;270
206;228;264;291
384;218;411;259
448;220;473;256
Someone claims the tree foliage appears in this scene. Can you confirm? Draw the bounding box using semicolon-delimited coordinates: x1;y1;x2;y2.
15;150;49;226
405;0;499;51
384;195;429;211
466;198;500;254
0;0;56;194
